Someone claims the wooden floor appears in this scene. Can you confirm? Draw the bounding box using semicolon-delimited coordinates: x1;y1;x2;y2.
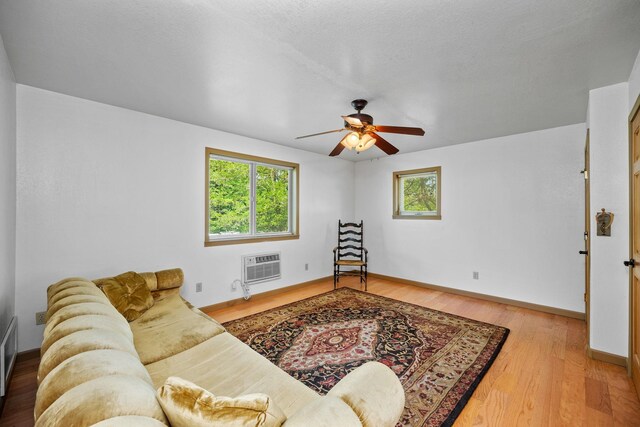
0;350;39;427
2;277;639;426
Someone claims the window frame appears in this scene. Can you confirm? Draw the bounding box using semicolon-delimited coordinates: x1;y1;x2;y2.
392;166;441;220
205;148;300;246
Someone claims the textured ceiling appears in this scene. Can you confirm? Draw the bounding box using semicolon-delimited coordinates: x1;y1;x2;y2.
1;0;639;160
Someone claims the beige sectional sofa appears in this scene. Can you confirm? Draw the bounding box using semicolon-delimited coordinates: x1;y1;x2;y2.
35;269;405;426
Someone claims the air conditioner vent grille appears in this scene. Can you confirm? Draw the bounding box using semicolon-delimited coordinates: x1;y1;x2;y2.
243;252;281;285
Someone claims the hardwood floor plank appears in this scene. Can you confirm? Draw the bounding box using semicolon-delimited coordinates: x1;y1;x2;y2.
545;356;566;426
584;406;615;426
454;396;482;425
585;377;613;415
472;388;510;426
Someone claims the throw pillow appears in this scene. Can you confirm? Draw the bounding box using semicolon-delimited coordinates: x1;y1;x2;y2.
95;271;154;322
156;376;286;427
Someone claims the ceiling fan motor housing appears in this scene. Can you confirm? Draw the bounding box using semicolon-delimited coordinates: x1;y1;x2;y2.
351;99;368;111
347;99;373;126
346;113;373;126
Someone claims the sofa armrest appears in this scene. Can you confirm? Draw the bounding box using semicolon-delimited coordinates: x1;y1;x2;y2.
139;269;184;301
283;396;361;427
327;361;405;427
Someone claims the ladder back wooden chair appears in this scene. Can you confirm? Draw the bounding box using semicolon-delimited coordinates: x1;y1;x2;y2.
333;220;368;291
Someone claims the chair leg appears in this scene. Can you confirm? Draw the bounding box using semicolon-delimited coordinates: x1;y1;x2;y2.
364;266;368;292
333;265;337;290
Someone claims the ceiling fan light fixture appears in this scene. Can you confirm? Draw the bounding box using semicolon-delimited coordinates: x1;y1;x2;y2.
342;131;360;149
339;133;353;150
356;134;377;152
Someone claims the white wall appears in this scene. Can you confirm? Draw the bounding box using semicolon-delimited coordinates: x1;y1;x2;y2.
629;47;640;113
355;124;586;312
588;82;630;357
15;85;355;351
0;35;16;340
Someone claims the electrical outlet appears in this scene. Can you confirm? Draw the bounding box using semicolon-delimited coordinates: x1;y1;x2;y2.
35;311;46;325
195;282;203;293
305;263;309;271
473;272;479;280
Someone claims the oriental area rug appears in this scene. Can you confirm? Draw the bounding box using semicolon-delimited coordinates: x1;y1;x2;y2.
223;288;509;427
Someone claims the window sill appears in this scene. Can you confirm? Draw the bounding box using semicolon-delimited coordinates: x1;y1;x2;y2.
392;214;441;220
205;233;300;247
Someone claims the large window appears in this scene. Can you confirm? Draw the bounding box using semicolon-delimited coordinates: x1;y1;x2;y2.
393;166;441;220
205;148;299;246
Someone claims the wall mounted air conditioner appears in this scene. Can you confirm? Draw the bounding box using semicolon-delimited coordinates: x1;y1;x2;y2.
243;252;281;285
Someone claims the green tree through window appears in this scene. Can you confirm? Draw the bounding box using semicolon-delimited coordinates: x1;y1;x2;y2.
209;158;250;235
256;165;290;233
206;149;298;244
402;174;437;212
393;166;441;219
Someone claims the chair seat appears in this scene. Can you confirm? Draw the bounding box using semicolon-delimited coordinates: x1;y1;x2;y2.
336;259;366;267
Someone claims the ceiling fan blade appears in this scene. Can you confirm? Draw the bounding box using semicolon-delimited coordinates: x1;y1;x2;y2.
369;132;399;155
295;129;344;140
374;125;425;136
341;115;363;128
329;141;346;157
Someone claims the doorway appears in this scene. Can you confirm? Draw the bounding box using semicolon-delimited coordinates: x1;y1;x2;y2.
629;95;640;399
583;131;591;350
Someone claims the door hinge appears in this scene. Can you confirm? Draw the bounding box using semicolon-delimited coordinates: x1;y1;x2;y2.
584;292;587;302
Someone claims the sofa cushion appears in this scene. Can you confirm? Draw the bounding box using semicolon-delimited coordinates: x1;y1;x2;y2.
145;332;318;418
44;302;124;337
46;294;109;321
35;375;167;427
138;268;184;301
47;278;96;301
157;376;286;427
49;284;106;307
38;329;138;384
35;349;153;419
150;288;182;301
139;272;159;291
41;314;133;355
155;268;184;290
91;416;168;426
130;294;225;365
95;271;155;321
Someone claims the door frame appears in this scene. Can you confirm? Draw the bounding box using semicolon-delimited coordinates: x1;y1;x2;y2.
629;93;640;378
584;130;591;351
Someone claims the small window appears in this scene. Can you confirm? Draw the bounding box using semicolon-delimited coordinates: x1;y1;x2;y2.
205;148;299;246
393;166;441;220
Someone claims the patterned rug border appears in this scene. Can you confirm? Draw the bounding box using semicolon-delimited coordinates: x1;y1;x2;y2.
441;319;509;426
223;287;510;426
